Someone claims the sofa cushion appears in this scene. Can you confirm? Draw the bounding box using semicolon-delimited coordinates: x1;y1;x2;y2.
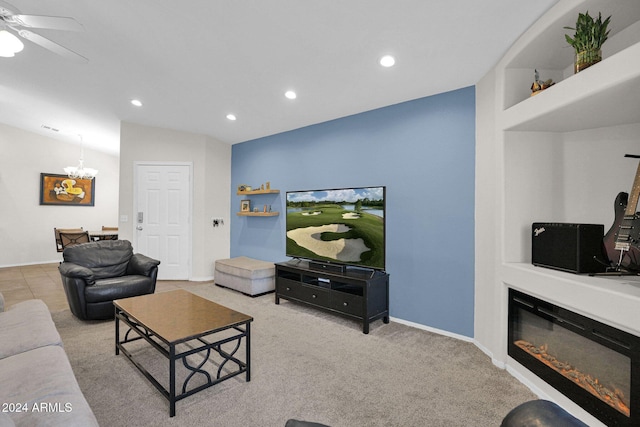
0;346;98;427
84;275;155;303
0;299;62;360
63;240;133;279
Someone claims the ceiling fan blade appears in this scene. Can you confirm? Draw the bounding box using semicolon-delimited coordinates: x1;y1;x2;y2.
18;29;87;62
12;14;84;31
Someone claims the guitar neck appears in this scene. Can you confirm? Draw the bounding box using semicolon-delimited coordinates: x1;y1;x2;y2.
625;161;640;217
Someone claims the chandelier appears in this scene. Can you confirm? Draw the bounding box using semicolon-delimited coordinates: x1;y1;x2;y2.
64;136;98;180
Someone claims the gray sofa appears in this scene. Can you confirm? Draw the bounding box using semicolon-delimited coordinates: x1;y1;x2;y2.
0;292;98;427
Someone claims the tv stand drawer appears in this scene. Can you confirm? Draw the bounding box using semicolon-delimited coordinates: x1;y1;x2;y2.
330;292;363;316
296;284;329;306
277;278;303;298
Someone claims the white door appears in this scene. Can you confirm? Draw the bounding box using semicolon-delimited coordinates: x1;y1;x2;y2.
135;163;191;280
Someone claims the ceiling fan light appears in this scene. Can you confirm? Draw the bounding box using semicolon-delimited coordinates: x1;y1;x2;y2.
0;30;24;56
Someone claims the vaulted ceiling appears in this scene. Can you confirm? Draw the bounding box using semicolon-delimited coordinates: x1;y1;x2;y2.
1;1;558;154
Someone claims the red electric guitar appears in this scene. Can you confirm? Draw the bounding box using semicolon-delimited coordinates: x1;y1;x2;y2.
603;155;640;272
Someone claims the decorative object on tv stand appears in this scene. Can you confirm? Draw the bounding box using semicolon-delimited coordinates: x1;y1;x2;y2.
530;69;555;96
64;135;98;180
564;11;611;73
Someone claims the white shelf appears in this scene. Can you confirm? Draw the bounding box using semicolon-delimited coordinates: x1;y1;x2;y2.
502;42;640;132
502;263;640;335
502;0;640;110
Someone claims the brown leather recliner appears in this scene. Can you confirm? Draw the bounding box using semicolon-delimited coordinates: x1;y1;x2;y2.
59;240;160;320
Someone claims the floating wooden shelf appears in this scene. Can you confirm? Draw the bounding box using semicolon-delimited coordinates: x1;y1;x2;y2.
237;189;280;195
237;186;279;217
236;211;279;217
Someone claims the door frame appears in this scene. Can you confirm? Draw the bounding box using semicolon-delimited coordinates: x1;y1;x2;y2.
133;161;193;280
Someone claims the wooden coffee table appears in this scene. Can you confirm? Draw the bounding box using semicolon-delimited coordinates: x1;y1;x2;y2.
114;289;253;417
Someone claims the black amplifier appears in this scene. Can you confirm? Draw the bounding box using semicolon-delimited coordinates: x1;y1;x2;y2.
531;223;607;274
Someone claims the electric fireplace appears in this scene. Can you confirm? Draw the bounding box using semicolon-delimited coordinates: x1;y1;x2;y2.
508;289;640;426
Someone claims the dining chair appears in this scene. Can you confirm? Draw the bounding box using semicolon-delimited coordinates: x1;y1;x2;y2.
59;231;91;250
54;228;84;252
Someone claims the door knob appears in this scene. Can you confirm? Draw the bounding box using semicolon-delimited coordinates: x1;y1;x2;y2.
136;225;143;230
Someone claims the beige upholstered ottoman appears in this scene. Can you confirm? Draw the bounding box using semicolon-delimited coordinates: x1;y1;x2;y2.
214;256;275;296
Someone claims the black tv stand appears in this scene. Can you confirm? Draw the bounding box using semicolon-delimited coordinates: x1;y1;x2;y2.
275;260;389;334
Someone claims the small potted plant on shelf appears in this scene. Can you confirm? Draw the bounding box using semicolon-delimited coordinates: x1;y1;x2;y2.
564;11;611;73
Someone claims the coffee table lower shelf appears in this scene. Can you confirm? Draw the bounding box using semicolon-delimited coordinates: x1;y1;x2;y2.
114;307;251;417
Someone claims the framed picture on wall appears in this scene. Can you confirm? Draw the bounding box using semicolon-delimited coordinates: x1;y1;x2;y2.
39;173;96;206
240;199;250;212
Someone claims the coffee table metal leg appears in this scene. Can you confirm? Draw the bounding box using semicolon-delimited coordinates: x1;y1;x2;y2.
115;310;120;355
246;322;251;382
170;344;176;417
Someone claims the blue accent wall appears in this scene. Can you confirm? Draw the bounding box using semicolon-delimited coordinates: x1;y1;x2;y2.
231;86;475;337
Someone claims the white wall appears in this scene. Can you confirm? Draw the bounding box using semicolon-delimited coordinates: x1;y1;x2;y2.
0;123;119;266
118;122;231;281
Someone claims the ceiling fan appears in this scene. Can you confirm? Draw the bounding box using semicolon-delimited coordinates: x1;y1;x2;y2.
0;1;87;62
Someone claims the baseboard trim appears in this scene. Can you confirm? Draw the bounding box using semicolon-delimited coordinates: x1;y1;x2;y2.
0;260;61;269
389;316;474;343
189;276;215;282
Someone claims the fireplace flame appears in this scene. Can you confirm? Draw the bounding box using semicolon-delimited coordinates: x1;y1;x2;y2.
515;340;630;417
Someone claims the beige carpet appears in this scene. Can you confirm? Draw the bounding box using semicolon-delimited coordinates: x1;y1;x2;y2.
52;283;535;427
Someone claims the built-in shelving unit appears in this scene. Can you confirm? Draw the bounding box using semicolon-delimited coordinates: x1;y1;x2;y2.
236;188;280;216
476;1;640;425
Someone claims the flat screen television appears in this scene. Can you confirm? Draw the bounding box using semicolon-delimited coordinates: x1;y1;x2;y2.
286;186;385;271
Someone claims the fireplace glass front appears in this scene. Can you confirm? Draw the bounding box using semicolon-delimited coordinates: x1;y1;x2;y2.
508;289;639;426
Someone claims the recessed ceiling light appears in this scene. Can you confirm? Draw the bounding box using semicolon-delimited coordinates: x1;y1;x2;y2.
285;90;297;100
226;114;237;121
131;99;143;107
379;55;396;67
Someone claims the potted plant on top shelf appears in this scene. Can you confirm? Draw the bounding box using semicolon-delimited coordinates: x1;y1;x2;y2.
564;11;611;73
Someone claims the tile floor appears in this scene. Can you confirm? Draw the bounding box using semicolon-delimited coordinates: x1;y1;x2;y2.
0;263;206;312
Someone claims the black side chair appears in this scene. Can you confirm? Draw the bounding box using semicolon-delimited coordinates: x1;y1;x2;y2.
59;240;160;320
